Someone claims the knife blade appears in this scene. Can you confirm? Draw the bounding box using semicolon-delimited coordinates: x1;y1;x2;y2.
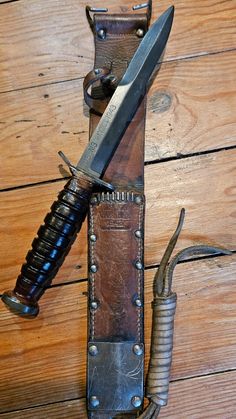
2;6;174;316
78;5;174;180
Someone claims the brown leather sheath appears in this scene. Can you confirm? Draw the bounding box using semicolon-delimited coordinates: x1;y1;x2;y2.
86;8;150;418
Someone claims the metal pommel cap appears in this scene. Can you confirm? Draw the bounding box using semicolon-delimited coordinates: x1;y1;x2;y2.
2;291;39;317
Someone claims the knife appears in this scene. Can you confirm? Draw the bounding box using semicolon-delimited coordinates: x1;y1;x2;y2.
2;6;174;316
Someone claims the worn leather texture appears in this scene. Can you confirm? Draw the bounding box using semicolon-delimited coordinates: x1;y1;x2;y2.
89;13;148;191
88;191;145;342
87;12;148;418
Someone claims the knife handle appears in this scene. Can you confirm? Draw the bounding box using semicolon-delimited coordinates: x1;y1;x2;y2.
2;172;94;316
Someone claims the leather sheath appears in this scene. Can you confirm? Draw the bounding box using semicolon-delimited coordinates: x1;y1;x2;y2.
86;10;149;418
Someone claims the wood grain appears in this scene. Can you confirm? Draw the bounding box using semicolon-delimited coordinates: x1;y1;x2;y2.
2;371;235;418
146;255;236;379
0;254;236;413
0;0;235;93
0;280;88;412
0;399;87;419
0;182;88;290
160;371;236;418
146;50;236;162
145;148;236;267
0;149;235;291
0;50;236;189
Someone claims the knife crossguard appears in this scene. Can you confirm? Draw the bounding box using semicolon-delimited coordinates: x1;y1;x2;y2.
58;151;114;191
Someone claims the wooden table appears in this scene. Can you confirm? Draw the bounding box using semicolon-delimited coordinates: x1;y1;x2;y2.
0;1;235;417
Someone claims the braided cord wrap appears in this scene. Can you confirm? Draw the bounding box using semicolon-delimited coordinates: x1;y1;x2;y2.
139;208;231;418
146;292;177;407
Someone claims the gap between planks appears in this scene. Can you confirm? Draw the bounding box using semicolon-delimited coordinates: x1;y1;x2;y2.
0;47;235;96
1;144;236;194
0;250;231;296
1;249;232;301
1;148;235;288
0;0;19;4
1;47;236;190
0;0;235;92
46;251;236;290
0;369;235;417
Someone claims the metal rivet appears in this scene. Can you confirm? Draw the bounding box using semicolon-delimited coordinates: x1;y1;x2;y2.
90;264;97;273
133;344;143;356
135;261;143;270
90;300;98;310
136;28;145;38
97;28;106;39
131;395;142;408
90;395;100;408
90;234;97;242
94;68;100;75
135;298;142;307
135;196;142;204
135;230;142;238
91;196;98;205
89;345;98;356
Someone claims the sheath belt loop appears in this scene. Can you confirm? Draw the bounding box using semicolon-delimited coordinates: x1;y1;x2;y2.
132;0;152;24
83;67;119;115
86;1;152;33
86;5;108;33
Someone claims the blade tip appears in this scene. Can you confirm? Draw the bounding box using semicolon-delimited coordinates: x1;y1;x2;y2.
161;5;175;39
167;5;175;18
160;5;175;29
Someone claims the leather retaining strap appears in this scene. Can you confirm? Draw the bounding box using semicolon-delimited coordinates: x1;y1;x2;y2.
85;6;150;418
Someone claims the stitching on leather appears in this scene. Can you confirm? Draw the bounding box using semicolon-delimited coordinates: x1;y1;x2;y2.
90;193;144;342
100;34;143;38
137;197;144;342
90;203;95;340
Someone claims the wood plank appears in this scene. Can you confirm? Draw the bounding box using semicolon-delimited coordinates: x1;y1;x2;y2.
0;50;236;189
146;255;236;379
0;0;235;92
0;280;88;412
144;149;236;267
159;371;236;418
2;371;235;418
146;50;236;162
0;182;88;290
0;399;86;418
0;149;235;290
0;254;236;412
